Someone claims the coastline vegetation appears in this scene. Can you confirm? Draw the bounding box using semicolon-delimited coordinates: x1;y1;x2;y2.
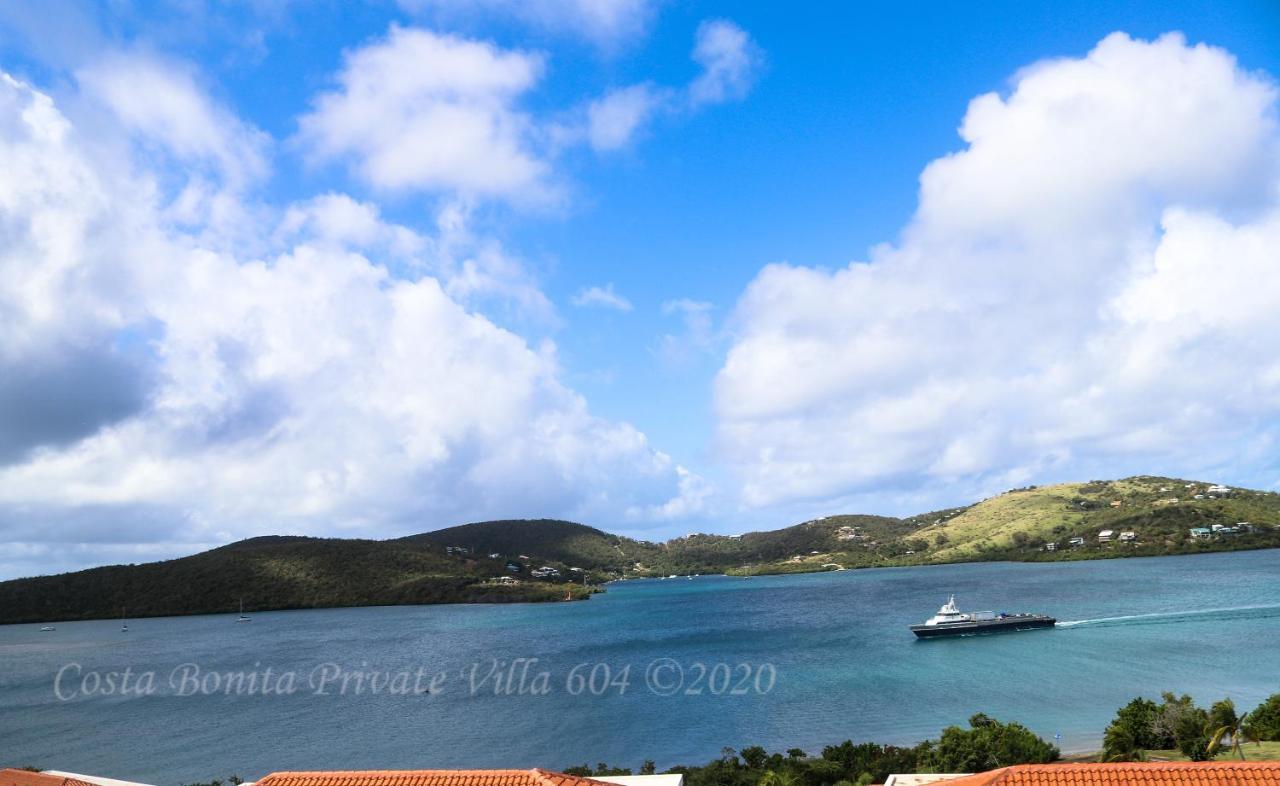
2;475;1278;624
0;535;601;625
562;691;1280;786
25;691;1273;786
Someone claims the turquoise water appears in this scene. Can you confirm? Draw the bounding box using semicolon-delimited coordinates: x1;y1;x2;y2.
2;550;1279;784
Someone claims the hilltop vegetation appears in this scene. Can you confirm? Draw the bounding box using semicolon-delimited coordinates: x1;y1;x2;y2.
3;476;1278;623
410;514;915;577
908;476;1280;564
406;519;644;569
0;535;596;625
707;476;1280;575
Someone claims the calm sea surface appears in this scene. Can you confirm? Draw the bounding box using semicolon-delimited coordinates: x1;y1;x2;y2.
3;550;1279;784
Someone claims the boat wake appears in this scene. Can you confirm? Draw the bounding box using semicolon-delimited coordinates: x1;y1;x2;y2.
1058;602;1280;629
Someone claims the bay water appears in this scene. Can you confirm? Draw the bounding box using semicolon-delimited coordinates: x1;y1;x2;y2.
2;549;1279;784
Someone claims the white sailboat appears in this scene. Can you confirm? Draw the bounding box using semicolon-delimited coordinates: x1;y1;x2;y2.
120;607;129;632
237;599;251;622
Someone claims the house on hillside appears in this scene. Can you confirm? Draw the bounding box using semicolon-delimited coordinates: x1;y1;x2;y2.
1118;531;1136;543
1110;500;1123;508
1190;527;1212;540
1043;542;1057;551
1068;536;1085;547
1098;530;1114;543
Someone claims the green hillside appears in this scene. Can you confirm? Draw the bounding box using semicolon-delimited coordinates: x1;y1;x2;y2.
659;515;917;574
723;476;1280;574
3;476;1278;624
0;534;595;625
916;476;1280;562
404;519;663;571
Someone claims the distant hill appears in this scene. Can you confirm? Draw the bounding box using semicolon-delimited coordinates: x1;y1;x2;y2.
0;534;592;625
403;519;655;571
3;476;1278;624
658;514;916;572
914;476;1280;562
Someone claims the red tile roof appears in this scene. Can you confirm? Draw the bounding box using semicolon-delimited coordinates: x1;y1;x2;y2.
0;771;97;786
941;763;1280;786
256;770;625;786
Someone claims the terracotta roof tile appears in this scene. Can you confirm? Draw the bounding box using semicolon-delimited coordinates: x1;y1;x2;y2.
256;770;624;786
0;771;97;786
942;762;1280;786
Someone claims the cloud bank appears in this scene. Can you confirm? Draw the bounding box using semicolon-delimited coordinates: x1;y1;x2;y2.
716;33;1280;509
0;67;704;579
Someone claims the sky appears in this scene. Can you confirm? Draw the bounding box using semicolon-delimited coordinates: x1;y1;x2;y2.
0;0;1279;579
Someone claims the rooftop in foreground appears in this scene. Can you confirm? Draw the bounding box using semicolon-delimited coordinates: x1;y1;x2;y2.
254;771;642;786
940;763;1280;786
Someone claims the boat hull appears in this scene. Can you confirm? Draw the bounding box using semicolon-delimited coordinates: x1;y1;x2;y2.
910;615;1056;638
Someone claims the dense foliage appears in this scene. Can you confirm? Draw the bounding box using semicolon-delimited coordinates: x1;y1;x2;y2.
0;535;591;624
1247;694;1280;741
921;714;1060;771
1102;692;1280;761
567;715;1058;785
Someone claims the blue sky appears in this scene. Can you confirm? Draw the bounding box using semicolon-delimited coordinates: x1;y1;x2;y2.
0;1;1279;577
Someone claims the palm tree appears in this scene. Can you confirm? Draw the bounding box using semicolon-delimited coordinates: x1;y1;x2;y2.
1208;710;1261;760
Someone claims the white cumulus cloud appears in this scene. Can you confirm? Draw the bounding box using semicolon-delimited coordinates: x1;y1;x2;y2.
586;83;668;151
75;52;270;189
574;20;762;152
297;25;551;200
715;32;1280;509
0;69;705;580
688;19;763;108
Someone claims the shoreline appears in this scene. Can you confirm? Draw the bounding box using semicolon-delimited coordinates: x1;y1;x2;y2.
632;542;1280;579
10;545;1278;627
